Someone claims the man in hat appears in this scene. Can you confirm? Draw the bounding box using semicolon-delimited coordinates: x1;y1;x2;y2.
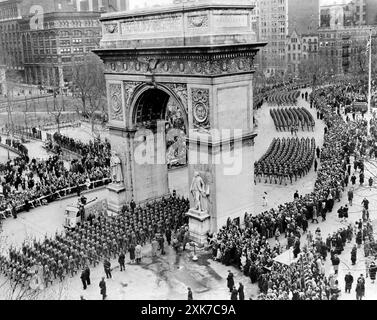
331;254;340;275
230;286;238;300
103;259;112;279
99;277;107;300
85;265;91;286
227;270;234;293
80;267;88;290
344;272;353;293
118;251;125;271
238;282;245;300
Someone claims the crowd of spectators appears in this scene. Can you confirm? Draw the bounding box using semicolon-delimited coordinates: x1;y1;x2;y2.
0;135;111;220
213;82;374;300
0;137;28;157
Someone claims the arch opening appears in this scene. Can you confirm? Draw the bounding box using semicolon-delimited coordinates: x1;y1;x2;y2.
134;88;170;125
132;87;188;169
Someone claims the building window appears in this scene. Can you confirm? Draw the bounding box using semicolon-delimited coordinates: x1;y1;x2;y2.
60;48;71;54
61;56;71;63
73;30;82;37
59;39;70;46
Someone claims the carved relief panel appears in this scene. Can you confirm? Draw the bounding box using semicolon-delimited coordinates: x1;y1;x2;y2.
108;83;123;122
191;88;210;130
104;23;119;34
165;83;188;114
187;14;209;29
123;81;142;110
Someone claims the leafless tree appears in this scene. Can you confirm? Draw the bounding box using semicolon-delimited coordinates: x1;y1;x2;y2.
298;54;338;88
72;53;106;133
48;91;65;134
348;39;377;78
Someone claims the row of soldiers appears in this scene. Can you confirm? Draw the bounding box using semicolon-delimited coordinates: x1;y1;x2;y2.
0;194;190;288
270;107;315;132
255;137;316;185
266;90;300;106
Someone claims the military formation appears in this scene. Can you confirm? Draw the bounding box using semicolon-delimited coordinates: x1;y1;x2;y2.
255;137;316;184
266;90;300;106
0;194;190;289
270;107;315;132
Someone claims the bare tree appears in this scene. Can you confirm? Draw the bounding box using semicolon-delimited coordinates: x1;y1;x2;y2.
348;38;377;78
298;54;338;88
72;53;106;132
48;90;65;134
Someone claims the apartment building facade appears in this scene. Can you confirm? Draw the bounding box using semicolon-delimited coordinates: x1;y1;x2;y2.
255;0;319;77
19;11;102;89
319;0;377;75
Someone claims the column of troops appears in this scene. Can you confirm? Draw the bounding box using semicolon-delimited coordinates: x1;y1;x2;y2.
266;90;300;106
270;107;315;132
0;195;190;288
255;137;316;184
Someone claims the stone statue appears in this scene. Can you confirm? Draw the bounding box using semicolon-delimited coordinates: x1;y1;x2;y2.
110;151;123;184
190;171;208;212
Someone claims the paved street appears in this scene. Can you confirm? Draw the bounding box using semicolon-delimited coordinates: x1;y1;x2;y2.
252;89;325;213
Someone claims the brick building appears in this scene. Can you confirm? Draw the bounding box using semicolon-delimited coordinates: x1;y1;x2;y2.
0;64;6;95
318;0;377;75
19;11;102;89
0;0;129;89
0;0;24;71
287;30;318;75
253;0;319;77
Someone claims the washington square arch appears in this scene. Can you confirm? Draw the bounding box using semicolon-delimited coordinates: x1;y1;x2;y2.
94;0;266;243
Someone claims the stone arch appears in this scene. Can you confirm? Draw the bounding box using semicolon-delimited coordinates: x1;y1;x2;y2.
128;83;188;131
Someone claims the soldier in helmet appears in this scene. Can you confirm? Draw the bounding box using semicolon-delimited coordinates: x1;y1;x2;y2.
44;264;53;287
57;260;64;282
